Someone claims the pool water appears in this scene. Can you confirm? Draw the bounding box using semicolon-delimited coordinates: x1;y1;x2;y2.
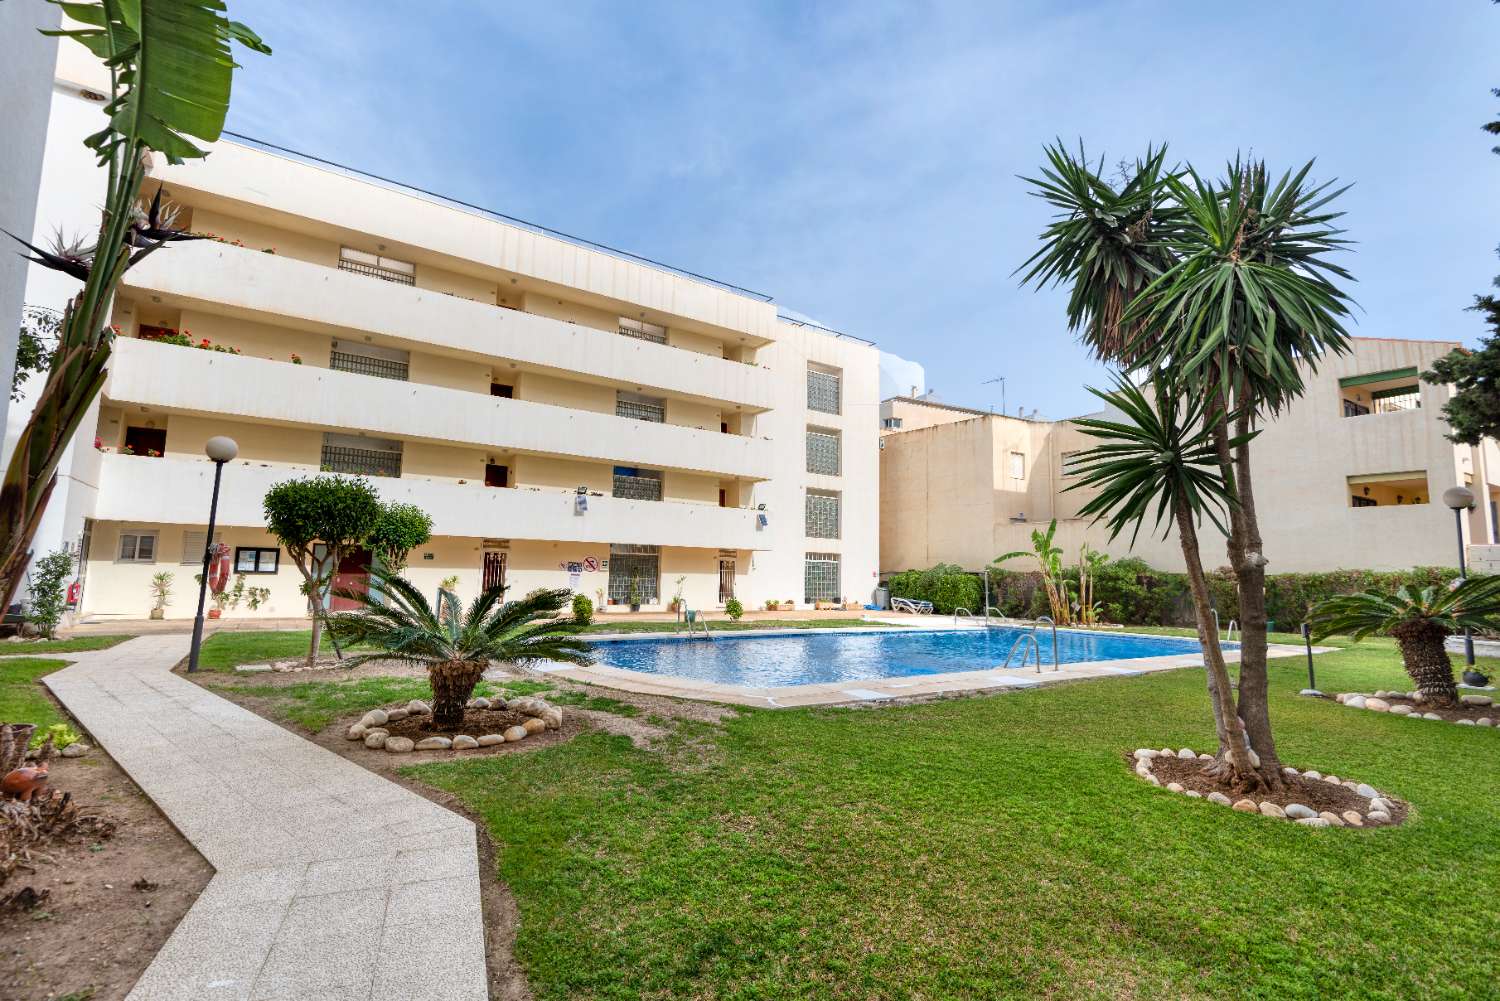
592;626;1222;688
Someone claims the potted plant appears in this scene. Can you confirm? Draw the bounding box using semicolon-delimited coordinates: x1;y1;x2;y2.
149;571;173;620
628;575;642;613
764;599;779;612
667;575;686;615
725;597;744;622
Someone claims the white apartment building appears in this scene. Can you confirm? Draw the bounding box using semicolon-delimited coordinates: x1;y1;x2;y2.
15;43;879;621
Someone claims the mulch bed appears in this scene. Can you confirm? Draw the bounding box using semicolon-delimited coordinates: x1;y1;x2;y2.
382;707;534;740
1147;755;1408;820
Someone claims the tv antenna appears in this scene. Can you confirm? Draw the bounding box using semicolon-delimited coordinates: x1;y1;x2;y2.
982;376;1006;416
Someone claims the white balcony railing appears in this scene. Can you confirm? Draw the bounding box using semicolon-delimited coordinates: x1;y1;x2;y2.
93;453;771;551
105;337;774;481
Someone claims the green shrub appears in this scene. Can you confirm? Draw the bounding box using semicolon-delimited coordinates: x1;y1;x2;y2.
27;549;75;639
888;563;982;614
571;593;594;625
724;598;744;621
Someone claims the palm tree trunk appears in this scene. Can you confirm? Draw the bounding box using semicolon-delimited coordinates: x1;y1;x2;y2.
1390;620;1458;704
1174;496;1257;782
429;659;486;729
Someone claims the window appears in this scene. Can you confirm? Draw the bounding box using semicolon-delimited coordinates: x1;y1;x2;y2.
608;544;660;604
1339;367;1422;418
806;428;841;476
618;317;667;344
807;365;841;415
881;417;903;430
806;490;841;539
719;559;736;601
338;246;415;286
123;425;166;457
1348;472;1429;507
490;382;513;398
1009;451;1026;480
1370;385;1421;414
118;532;157;563
329;340;409;381
1061;451;1086;476
485;463;509;488
234;547;280;574
616;390;666;423
804;552;841;604
613;466;663;502
321;433;402;477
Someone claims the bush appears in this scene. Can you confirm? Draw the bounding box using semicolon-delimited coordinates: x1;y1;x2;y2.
888;564;982;614
725;597;744;621
27;549;75;639
1207;566;1461;630
572;593;593;625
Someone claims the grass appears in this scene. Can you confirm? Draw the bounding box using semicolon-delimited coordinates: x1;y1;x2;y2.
0;657;73;733
0;634;131;655
411;637;1500;1000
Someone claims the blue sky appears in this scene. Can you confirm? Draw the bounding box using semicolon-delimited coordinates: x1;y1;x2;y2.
226;1;1499;419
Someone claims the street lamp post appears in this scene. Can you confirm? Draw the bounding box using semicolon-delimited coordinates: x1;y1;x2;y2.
187;436;238;673
1442;485;1477;667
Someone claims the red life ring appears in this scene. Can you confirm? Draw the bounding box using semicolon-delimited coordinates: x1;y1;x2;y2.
207;543;232;595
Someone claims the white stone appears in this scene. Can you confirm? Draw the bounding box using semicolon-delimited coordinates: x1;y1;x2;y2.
1247;748;1261;768
1296;817;1331;828
1143;773;1160;786
1135;764;1153;779
60;742;88;758
1283;804;1317;820
407;699;431;715
1318;812;1345;827
1259;801;1286;818
503;725;528;742
363;732;388;750
1299;688;1322;697
1197;753;1212;761
345;723;368;740
1460;694;1494;707
1389;704;1414;716
468;697;491;710
1342;811;1365;827
1282;766;1300;777
1477;718;1493;727
414;736;452;751
1344;696;1367;709
1369;797;1392;814
1166;782;1185;793
385;708;409;722
522;717;547;735
452;735;479;750
477;734;506;746
1206;791;1232;806
1457;718;1476;726
1364;698;1390;712
360;709;388;728
1160;747;1174;757
1323;774;1341;785
1411;691;1427;703
384;736;414;753
1302;770;1322;781
1177;747;1196;759
541;709;563;730
1232;799;1258;813
1184;790;1203;799
1367;810;1392;825
1133;747;1158;761
1423;712;1443;720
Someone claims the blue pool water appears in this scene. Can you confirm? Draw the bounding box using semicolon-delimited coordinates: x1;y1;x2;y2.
592;626;1224;688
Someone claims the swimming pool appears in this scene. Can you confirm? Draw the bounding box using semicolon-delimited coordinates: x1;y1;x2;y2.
592;626;1223;688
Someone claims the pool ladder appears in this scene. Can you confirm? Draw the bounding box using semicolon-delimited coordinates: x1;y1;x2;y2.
677;611;711;640
1210;609;1238;643
1002;616;1060;673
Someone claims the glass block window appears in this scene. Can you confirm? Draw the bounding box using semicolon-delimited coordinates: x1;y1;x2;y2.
804;552;841;604
806;490;841;539
613;467;663;501
807;366;841;414
338;247;415;286
608;544;660;603
806;428;841;475
619;317;668;344
321;433;402;478
616;390;666;423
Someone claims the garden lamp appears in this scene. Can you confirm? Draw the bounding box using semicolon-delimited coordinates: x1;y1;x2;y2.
188;436;238;672
1442;484;1476;666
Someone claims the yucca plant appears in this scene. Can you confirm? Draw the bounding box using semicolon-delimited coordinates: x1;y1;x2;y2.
328;567;593;729
1308;577;1500;705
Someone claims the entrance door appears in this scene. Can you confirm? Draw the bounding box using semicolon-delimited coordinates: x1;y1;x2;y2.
482;550;507;593
718;559;736;602
330;547;372;610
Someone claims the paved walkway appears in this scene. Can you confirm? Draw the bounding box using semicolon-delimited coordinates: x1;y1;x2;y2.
42;636;488;1001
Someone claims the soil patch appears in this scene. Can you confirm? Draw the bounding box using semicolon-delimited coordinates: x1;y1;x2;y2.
1144;754;1409;823
382;708;534;740
0;752;212;1001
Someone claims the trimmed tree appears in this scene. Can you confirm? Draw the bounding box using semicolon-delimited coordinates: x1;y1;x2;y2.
263;475;382;665
366;502;433;574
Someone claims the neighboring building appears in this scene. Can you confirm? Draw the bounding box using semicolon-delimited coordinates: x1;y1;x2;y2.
882;337;1497;576
21;42;879;621
878;351;926;406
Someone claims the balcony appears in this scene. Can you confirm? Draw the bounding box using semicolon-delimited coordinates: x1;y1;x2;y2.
122;241;775;412
104;337;774;480
93;453;771;551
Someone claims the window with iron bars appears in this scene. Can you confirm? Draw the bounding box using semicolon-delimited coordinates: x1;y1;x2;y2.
806;428;841;476
616;391;666;423
804;552;841;604
608;544;660;603
321;434;402;478
807;367;841;414
1370;385;1421;414
612;467;663;501
338;247;415;286
618;317;668;344
330;350;409;381
806;491;840;539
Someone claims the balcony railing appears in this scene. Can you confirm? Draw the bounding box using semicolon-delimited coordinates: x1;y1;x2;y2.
613;473;663;502
337;258;415;286
330;349;409;381
321;443;402;477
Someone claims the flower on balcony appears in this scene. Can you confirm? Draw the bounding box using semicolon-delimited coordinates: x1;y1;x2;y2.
120;444;135;455
290;353;303;365
93;436;103;450
146;449;161;457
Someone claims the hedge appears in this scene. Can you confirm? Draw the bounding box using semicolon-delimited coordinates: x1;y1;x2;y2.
887;564;983;614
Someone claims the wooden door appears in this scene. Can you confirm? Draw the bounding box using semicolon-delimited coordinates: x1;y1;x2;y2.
482;551;507;593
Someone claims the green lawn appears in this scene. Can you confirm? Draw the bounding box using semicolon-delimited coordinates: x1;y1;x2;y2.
0;634;132;655
411;637;1500;1000
0;657;72;733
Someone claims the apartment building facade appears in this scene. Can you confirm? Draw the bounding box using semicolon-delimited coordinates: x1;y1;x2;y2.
17;44;879;621
881;337;1500;576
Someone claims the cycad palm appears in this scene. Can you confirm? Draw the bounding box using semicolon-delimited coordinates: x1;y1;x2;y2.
1309;577;1500;704
329;567;593;728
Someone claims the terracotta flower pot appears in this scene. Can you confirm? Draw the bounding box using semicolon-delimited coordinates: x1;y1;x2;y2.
207;609;222;619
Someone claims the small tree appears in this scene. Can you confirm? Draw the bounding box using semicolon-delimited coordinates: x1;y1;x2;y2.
365;502;433;574
26;549;75;639
263;476;382;665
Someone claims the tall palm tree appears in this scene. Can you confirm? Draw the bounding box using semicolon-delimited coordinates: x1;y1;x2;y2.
1067;373;1257;775
329;568;593;729
1308;577;1500;704
1019;145;1355;788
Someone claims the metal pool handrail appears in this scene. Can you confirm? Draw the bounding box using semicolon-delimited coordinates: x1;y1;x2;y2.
1035;615;1060;672
953;607;974;626
1002;631;1040;669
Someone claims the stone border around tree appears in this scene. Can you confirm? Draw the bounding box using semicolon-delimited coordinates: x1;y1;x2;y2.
343;695;563;753
1333;691;1495;728
1132;747;1403;828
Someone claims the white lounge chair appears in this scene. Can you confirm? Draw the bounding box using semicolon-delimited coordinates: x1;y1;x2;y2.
891;597;934;614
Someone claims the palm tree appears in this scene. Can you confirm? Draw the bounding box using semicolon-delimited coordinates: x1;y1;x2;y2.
994;519;1072;624
328;568;593;729
1019;145;1355;788
1066;373;1257;776
1308;577;1500;704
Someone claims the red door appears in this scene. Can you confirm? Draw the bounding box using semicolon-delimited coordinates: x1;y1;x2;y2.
331;547;372;610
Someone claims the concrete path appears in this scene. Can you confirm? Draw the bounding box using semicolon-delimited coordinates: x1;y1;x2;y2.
43;636;489;1001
